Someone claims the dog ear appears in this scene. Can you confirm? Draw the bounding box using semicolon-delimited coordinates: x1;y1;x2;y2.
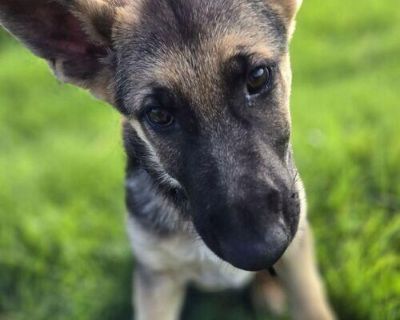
270;0;303;21
268;0;302;38
0;0;126;103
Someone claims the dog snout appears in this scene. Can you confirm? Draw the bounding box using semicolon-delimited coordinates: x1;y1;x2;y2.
191;183;300;271
218;220;290;271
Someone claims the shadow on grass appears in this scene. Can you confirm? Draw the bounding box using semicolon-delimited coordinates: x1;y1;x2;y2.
182;285;258;320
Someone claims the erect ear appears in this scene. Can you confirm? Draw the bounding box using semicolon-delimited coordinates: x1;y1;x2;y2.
268;0;303;38
0;0;126;104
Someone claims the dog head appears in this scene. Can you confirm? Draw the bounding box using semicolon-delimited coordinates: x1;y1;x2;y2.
0;0;303;271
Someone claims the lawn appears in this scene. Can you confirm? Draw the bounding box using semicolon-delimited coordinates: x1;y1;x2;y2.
0;0;399;319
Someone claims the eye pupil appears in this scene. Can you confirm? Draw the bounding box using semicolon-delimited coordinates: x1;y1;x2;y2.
247;66;271;95
146;108;174;127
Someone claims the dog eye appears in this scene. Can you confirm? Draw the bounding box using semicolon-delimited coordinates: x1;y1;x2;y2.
145;107;175;128
246;66;272;95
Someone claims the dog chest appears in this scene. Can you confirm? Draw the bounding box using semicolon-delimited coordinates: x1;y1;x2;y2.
127;216;253;291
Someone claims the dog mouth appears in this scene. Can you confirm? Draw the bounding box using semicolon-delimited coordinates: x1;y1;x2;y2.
190;194;300;272
268;266;278;277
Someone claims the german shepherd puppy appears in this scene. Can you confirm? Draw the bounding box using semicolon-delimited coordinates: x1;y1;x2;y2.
0;0;335;319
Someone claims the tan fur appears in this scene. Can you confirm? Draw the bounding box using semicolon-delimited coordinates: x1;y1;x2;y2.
277;52;293;124
253;272;287;315
68;0;130;43
267;0;302;39
268;0;303;22
70;1;116;44
217;33;278;61
114;0;142;30
129;34;283;122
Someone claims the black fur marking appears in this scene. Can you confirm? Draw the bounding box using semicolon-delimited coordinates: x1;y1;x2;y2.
125;166;190;236
124;122;190;236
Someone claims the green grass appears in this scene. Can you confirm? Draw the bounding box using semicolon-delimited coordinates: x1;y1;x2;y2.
0;0;399;319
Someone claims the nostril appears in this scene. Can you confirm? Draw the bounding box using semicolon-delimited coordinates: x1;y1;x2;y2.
291;192;299;199
266;188;283;213
283;191;301;237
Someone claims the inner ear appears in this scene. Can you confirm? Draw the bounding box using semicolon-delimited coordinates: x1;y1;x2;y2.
0;0;120;103
48;4;110;81
0;1;103;60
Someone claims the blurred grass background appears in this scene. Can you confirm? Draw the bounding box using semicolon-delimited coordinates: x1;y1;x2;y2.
0;0;399;319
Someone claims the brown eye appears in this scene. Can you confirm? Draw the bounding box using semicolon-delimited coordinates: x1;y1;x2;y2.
145;107;175;128
246;66;272;95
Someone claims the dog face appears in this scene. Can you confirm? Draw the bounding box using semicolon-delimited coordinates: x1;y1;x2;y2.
0;0;302;271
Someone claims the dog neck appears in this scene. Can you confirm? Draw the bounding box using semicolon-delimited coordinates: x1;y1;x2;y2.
125;155;194;237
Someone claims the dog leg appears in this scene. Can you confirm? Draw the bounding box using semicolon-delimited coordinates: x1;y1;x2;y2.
252;271;287;316
276;223;336;320
133;264;186;320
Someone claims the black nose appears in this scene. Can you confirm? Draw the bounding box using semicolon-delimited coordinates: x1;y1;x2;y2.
218;222;290;271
